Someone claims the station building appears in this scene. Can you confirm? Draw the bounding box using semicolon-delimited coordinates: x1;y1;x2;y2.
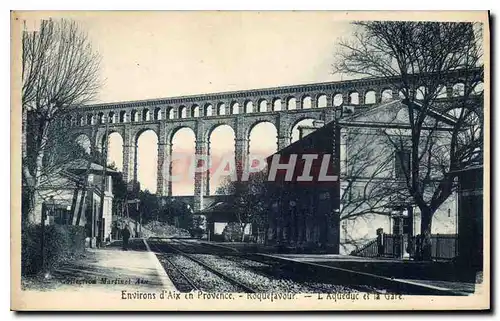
36;159;117;246
264;99;461;255
264;119;341;252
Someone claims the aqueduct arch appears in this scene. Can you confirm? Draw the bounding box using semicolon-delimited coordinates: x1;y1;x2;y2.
63;69;482;210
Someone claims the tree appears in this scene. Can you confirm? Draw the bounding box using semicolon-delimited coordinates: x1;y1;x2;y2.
137;190;160;223
188;215;206;238
222;222;244;242
153;197;193;229
21;127;95;223
333;21;483;260
216;171;269;242
22;18;101;224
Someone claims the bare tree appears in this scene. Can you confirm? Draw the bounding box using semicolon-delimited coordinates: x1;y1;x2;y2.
338;125;401;252
22;18;101;225
339;127;397;216
333;21;484;260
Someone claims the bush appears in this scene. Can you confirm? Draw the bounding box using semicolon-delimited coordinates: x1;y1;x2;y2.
141;220;191;238
22;224;86;276
222;223;244;242
190;228;205;239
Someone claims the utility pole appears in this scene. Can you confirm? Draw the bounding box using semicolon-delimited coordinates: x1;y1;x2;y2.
97;121;109;247
138;200;142;236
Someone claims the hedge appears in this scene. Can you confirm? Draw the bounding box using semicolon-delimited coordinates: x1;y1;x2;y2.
21;224;86;276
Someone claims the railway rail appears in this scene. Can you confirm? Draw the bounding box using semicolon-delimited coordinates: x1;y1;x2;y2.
149;241;199;292
148;238;470;296
150;239;257;293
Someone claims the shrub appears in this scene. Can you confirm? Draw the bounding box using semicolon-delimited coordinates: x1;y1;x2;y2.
21;224;86;276
222;223;244;242
141;220;191;238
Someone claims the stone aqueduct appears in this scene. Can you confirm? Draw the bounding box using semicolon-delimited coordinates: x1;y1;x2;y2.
63;71;482;211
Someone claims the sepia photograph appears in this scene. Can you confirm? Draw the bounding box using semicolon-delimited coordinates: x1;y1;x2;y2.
10;10;490;311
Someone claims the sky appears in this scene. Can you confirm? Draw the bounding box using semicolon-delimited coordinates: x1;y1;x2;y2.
22;11;355;194
81;12;353;103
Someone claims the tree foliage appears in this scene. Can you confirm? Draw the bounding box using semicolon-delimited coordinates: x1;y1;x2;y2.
216;172;269;241
127;192;199;234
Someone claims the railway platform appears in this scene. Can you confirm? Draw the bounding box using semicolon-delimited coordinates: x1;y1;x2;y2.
141;238;482;295
27;239;176;293
259;253;479;295
191;241;479;294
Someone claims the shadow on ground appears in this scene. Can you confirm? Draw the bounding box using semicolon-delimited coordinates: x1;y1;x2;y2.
22;238;156;291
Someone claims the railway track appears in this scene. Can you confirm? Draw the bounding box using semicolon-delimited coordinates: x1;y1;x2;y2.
150;239;257;293
168;239;238;255
152;239;362;294
149;241;199;292
149;239;470;296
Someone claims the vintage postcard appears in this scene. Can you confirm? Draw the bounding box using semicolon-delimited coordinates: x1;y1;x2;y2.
11;11;490;311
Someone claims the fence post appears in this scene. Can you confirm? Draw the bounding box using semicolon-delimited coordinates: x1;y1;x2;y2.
435;234;440;259
376;228;384;257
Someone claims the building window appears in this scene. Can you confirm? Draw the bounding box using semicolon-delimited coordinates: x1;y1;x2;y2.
394;149;410;179
54;206;72;225
392;216;412;235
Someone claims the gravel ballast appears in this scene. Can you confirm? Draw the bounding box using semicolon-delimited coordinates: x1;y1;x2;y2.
192;254;360;293
157;254;242;292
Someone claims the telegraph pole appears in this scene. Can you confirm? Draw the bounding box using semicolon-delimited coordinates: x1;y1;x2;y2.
97;121;109;247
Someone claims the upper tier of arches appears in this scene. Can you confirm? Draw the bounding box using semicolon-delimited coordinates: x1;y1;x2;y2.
63;77;484;128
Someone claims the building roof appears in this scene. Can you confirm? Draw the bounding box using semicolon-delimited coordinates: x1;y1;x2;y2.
198;200;243;223
65;159;119;175
266;121;336;161
199;201;237;214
